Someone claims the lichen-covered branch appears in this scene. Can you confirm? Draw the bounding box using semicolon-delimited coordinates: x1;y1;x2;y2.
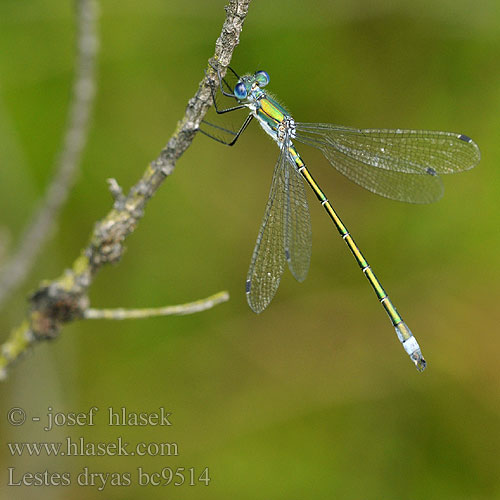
0;0;99;307
0;0;252;379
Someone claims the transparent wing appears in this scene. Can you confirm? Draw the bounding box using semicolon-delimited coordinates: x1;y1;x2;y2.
246;137;312;313
283;150;311;282
295;124;480;203
246;146;288;314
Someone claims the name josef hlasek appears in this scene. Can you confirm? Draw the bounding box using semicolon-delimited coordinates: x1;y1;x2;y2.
43;407;173;431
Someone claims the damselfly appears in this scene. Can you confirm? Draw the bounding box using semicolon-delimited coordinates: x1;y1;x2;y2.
200;64;480;371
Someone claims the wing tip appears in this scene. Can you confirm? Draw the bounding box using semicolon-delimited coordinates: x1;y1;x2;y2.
246;279;265;314
457;133;481;168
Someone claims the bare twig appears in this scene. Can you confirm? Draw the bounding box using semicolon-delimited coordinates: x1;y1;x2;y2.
0;0;251;379
84;292;230;320
0;0;98;307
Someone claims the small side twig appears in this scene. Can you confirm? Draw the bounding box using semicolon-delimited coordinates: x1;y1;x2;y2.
107;178;125;206
84;291;230;320
0;0;98;307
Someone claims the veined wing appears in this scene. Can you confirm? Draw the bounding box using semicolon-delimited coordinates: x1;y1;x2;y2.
246;145;288;313
283;148;311;283
246;141;311;313
294;124;480;203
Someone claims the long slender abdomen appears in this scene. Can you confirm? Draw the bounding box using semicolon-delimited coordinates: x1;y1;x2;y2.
295;158;426;371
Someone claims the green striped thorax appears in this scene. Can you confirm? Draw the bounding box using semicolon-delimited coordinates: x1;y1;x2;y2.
232;70;296;144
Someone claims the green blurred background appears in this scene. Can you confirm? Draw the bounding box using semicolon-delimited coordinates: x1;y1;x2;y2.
1;0;499;498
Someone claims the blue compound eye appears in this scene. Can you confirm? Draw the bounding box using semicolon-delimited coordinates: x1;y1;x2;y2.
255;70;270;87
234;82;248;100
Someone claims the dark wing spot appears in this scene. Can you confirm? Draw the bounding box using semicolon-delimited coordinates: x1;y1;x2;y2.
458;134;472;143
426;167;437;176
285;249;290;261
245;280;251;293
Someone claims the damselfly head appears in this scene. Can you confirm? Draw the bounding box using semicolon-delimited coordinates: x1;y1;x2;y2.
233;70;270;101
